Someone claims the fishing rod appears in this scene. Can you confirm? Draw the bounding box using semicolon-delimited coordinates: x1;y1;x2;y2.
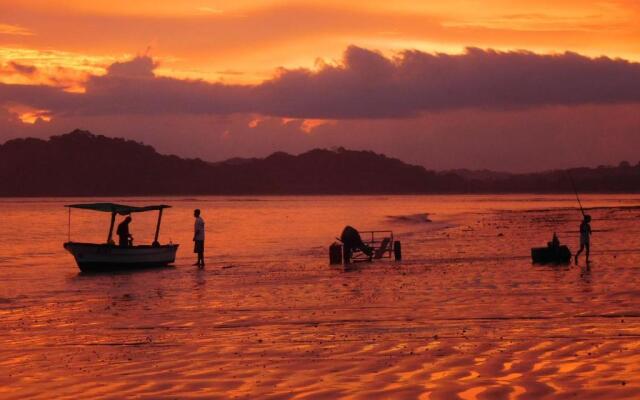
566;171;585;217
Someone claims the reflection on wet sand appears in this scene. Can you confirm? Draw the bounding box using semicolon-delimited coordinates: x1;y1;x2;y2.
1;195;640;398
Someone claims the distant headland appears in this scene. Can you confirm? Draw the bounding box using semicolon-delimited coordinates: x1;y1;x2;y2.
1;129;639;196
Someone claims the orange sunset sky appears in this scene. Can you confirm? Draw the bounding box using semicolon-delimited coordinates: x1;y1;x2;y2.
1;0;640;171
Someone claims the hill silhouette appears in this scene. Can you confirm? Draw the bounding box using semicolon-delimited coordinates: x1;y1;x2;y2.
1;130;639;196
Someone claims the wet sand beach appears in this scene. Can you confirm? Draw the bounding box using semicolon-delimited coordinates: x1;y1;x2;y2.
1;195;640;399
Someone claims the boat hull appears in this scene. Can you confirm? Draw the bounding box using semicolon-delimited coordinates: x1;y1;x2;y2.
63;242;179;272
531;245;572;264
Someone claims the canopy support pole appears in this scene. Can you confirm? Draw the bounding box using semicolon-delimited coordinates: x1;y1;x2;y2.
107;211;116;244
153;208;163;245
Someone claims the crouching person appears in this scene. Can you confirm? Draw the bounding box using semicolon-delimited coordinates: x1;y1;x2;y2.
340;225;372;264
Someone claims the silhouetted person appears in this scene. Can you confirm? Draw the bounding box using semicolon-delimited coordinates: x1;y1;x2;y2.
193;209;205;268
575;215;592;265
340;225;372;264
116;216;133;247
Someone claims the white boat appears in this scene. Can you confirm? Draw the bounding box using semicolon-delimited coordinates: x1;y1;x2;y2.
63;203;179;273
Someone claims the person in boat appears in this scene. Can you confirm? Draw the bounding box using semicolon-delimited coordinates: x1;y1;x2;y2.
193;209;205;268
116;216;133;247
340;225;372;264
575;214;592;265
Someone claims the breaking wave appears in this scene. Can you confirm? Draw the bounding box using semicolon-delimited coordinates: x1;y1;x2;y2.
386;213;432;224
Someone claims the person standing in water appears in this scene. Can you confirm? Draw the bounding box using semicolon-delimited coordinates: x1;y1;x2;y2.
193;209;205;268
575;214;592;265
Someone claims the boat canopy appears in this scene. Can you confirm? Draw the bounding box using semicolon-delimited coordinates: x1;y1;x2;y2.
66;203;171;215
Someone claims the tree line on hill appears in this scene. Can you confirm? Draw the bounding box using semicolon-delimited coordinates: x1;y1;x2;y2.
1;129;639;196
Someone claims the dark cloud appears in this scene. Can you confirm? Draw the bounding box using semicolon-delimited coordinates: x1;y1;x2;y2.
0;61;38;79
255;46;640;118
0;83;78;110
6;61;37;75
105;56;157;78
2;47;640;119
77;58;252;116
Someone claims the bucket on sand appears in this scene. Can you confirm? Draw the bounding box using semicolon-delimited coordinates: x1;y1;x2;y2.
394;241;402;261
329;243;343;265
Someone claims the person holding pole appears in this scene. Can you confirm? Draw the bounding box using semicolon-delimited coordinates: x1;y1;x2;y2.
567;172;593;266
575;214;592;265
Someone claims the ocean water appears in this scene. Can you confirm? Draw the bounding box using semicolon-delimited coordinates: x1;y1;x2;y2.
1;195;640;399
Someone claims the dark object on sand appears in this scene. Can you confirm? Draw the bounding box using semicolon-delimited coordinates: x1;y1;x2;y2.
329;243;343;265
394;241;402;261
531;233;571;264
340;226;373;264
334;226;401;264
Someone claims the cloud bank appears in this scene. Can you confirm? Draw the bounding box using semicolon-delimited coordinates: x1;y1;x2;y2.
3;46;640;172
2;46;640;119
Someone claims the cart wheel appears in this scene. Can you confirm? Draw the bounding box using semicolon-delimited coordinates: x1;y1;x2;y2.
394;241;402;261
